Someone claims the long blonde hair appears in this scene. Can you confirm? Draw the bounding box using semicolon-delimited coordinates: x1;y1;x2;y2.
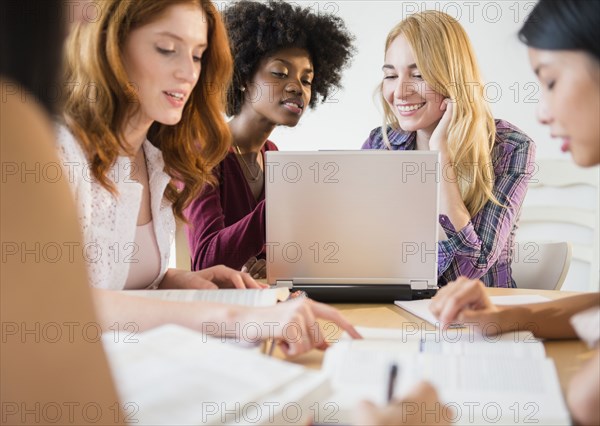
63;0;232;220
381;11;498;216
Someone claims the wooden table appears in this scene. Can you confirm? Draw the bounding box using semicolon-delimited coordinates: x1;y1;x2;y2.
282;287;592;396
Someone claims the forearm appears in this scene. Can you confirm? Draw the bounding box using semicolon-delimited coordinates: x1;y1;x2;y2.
91;288;243;335
193;203;266;271
500;293;600;339
439;153;471;231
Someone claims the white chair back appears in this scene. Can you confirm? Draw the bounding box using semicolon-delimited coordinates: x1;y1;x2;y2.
512;241;572;290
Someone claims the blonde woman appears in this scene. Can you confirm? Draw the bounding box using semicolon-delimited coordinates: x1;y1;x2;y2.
57;0;359;354
362;11;536;288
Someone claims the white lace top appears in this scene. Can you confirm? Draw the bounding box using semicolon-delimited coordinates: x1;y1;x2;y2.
55;125;174;290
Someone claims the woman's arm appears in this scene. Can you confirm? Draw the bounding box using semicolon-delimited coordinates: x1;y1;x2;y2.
92;288;361;356
186;175;266;271
503;293;600;339
436;123;536;280
91;288;240;332
430;277;600;339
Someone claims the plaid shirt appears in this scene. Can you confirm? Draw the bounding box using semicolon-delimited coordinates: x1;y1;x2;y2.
362;120;536;288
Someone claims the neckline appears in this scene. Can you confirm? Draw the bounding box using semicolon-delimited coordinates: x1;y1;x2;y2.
230;147;267;203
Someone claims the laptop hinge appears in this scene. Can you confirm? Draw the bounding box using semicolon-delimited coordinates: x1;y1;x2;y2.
410;280;428;290
275;280;294;289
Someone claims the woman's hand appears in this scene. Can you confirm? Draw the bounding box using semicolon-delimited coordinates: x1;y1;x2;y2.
244;298;362;356
159;266;268;290
241;257;267;279
353;381;449;426
429;277;507;333
428;98;453;154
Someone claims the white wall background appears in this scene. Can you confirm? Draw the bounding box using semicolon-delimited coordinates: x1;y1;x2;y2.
222;1;600;291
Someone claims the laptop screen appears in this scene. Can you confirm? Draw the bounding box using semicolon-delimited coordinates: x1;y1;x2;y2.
265;151;439;287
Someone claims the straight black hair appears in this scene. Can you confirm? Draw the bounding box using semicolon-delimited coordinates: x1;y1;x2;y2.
518;0;600;62
0;0;66;114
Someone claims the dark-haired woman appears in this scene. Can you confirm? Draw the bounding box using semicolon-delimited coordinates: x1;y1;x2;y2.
357;0;600;424
185;0;354;278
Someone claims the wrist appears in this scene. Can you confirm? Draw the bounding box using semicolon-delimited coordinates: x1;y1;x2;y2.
158;268;180;289
497;306;527;334
191;302;247;337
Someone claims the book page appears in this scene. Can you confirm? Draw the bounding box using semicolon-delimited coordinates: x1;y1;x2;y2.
103;324;322;425
122;287;289;307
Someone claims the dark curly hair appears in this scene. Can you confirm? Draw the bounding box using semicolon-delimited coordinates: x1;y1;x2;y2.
223;0;355;116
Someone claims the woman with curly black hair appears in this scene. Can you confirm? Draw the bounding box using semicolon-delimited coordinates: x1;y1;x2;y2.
185;0;354;278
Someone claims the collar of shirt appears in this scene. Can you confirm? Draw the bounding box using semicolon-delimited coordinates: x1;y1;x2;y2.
386;126;417;151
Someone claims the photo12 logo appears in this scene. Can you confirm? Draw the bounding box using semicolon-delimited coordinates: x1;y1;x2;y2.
266;161;340;185
265;241;340;265
1;401;139;425
200;401;340;424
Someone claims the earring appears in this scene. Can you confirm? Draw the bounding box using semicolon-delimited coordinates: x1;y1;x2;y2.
240;86;246;92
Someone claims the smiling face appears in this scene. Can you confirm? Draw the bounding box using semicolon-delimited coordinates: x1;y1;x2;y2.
243;47;313;127
121;3;208;127
382;35;445;135
529;48;600;167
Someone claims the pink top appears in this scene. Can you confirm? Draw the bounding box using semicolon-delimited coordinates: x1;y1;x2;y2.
124;220;161;289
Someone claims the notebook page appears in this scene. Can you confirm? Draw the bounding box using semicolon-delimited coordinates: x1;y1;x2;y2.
323;344;569;425
394;295;551;327
401;355;570;425
103;325;306;425
122;287;289;307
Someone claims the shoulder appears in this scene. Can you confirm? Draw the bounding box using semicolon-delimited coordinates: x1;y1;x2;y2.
492;119;536;172
362;126;410;149
363;126;386;149
493;119;536;154
54;122;87;164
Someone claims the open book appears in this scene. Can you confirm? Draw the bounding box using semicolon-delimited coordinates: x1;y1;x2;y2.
103;325;329;425
322;326;570;425
123;287;290;307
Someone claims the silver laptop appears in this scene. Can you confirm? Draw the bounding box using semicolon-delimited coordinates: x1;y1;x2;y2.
265;151;440;302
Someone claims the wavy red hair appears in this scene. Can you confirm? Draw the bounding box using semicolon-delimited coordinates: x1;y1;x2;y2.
63;0;232;220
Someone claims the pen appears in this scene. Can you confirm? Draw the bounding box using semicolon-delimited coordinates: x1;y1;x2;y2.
387;363;398;403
